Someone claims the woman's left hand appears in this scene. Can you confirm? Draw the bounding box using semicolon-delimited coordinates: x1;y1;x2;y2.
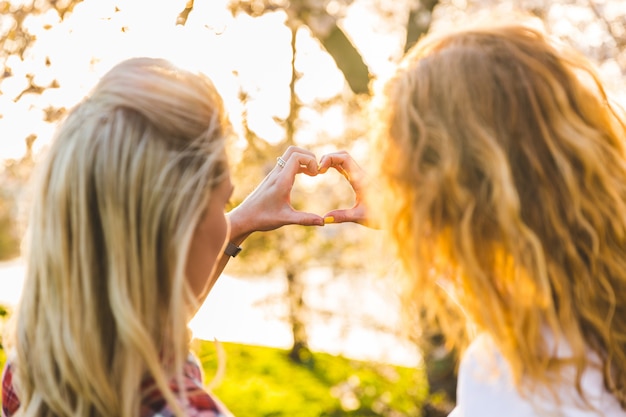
227;146;325;243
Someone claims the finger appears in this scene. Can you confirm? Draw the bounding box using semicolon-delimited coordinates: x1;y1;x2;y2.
281;146;316;162
323;156;368;197
318;151;350;174
297;156;319;176
333;164;351;181
323;205;368;225
284;210;325;227
319;152;364;187
283;152;319;177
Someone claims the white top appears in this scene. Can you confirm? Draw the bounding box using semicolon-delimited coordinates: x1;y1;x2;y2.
449;334;626;417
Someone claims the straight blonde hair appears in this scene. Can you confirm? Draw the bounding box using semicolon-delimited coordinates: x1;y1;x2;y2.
8;57;230;416
372;17;626;407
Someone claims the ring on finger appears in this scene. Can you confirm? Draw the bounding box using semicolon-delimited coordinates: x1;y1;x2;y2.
276;156;286;168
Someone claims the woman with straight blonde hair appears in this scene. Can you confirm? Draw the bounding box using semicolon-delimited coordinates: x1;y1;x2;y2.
320;16;626;416
1;57;324;417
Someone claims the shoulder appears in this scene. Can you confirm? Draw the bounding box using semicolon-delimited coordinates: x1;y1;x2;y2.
140;355;232;417
452;334;543;417
451;334;626;417
2;361;21;417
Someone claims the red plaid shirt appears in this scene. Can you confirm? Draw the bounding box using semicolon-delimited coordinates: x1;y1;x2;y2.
1;362;18;417
2;355;232;417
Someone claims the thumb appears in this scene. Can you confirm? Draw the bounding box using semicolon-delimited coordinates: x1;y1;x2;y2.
323;208;366;225
287;210;325;227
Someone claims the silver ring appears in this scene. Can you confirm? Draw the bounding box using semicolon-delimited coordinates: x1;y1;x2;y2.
276;156;286;168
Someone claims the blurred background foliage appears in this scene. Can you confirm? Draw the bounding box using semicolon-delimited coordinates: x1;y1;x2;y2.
1;0;625;415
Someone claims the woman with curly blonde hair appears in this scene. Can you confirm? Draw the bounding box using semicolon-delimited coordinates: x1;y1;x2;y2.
1;57;324;417
320;16;626;416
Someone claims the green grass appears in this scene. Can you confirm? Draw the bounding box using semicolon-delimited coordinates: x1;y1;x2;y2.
193;340;427;416
0;304;8;367
0;337;5;368
0;321;427;416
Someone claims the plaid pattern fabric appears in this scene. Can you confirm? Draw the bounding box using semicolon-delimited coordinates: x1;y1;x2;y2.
2;362;19;417
1;355;230;417
140;355;230;417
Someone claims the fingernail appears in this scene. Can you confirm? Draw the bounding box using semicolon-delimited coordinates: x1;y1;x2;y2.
324;216;334;224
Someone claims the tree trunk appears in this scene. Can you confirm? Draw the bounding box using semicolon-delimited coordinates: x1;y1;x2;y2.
420;329;458;416
285;266;312;363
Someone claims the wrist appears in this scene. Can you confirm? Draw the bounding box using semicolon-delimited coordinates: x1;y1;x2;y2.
226;208;254;246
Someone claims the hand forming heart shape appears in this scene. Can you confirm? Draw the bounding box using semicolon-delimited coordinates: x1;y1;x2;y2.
227;148;369;243
290;166;357;221
290;150;368;226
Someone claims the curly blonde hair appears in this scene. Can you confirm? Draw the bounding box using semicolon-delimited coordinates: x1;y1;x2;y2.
9;58;230;416
372;17;626;406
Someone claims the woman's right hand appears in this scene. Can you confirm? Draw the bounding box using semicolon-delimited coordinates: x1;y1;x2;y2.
318;150;370;226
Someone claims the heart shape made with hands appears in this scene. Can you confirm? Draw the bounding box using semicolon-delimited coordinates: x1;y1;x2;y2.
289;166;357;219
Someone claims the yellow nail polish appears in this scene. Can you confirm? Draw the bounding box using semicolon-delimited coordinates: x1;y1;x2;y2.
324;216;335;224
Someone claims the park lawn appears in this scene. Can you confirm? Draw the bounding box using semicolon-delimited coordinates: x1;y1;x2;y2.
0;336;427;416
0;343;5;371
193;339;427;416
